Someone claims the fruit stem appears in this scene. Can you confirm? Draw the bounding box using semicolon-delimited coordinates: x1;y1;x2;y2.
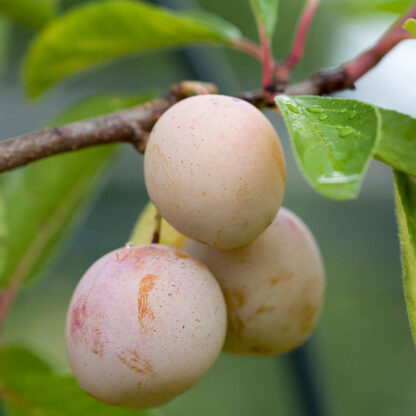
151;212;162;244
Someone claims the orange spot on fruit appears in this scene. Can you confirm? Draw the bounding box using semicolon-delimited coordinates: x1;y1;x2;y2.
299;304;318;334
138;274;158;331
118;349;154;375
271;140;286;183
175;251;190;260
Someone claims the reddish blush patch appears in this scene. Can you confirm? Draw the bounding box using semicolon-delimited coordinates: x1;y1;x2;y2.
70;296;87;341
138;274;158;331
70;295;107;356
116;246;169;267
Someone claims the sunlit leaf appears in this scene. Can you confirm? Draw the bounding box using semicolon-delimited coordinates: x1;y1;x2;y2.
129;201;185;248
330;0;412;15
404;18;416;35
275;95;380;200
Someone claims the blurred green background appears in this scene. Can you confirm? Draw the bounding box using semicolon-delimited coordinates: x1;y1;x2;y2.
1;0;416;415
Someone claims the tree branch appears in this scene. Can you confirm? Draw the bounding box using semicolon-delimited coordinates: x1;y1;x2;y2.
0;81;217;173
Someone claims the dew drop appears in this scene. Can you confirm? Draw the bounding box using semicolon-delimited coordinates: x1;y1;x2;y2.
125;242;134;249
319;114;328;120
306;105;323;113
335;125;343;130
349;110;357;119
340;108;347;113
340;126;354;137
287;103;299;114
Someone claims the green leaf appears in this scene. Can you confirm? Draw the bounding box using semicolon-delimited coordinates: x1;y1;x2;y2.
24;0;241;98
404;18;416;36
330;0;413;15
0;92;154;289
250;0;279;39
183;10;242;40
275;95;380;200
0;346;161;416
0;19;10;77
393;171;416;345
0;0;57;30
375;108;416;176
0;346;52;375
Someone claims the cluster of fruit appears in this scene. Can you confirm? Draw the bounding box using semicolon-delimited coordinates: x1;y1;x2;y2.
66;95;325;409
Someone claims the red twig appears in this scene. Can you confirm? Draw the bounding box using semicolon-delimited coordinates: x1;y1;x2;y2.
232;38;282;89
343;4;415;84
0;285;18;328
285;2;416;96
231;38;264;61
279;0;321;81
259;25;274;89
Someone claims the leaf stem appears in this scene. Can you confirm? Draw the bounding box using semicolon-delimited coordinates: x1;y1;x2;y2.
258;24;274;89
0;285;18;328
279;0;321;81
231;38;264;61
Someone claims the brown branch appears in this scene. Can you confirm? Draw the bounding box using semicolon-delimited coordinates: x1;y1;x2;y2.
0;81;217;173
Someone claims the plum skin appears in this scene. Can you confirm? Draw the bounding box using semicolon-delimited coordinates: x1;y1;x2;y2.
144;94;286;250
185;208;325;355
66;244;227;409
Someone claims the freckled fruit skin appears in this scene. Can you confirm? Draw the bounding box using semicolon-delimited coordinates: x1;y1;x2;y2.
66;244;227;408
185;208;325;355
144;94;286;249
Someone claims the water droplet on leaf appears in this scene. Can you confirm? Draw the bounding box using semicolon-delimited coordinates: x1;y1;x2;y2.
306;105;323;113
287;103;299;114
319;114;328;120
125;242;134;249
340;126;354;137
340;108;347;113
349;111;357;119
